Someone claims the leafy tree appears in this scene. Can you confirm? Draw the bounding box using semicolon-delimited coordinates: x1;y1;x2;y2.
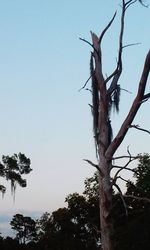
37;208;86;250
10;214;37;244
0;153;32;196
37;192;100;249
80;1;150;249
115;154;150;250
127;154;150;198
36;154;150;249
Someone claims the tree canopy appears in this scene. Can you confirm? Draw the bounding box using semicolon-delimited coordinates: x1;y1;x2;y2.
0;153;32;196
0;155;149;249
10;214;37;244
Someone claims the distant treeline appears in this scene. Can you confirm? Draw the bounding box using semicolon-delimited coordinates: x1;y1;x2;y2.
0;155;150;250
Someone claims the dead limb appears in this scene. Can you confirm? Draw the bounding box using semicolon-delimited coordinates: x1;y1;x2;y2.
112;155;138;160
83;159;104;176
123;42;141;49
78;75;92;91
111;149;138;183
83;159;99;170
99;12;117;44
129;124;150;134
106;49;150;160
79;37;99;55
113;183;128;216
106;1;126;90
112;165;136;173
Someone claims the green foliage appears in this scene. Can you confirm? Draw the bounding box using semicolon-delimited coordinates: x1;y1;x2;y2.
0;153;32;196
37;180;100;250
115;154;150;249
83;172;99;200
0;155;149;250
10;214;37;244
133;154;150;197
36;158;150;249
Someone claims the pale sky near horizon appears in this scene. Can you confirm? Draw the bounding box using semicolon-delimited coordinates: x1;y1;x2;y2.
0;0;150;236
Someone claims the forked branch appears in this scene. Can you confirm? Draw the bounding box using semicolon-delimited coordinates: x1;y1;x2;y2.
106;49;150;160
106;0;126;90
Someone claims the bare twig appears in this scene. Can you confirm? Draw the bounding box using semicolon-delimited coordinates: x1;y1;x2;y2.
138;0;148;8
99;12;117;44
83;159;99;171
104;69;118;85
117;176;130;183
112;155;138;160
112;165;136;173
123;42;141;49
125;0;136;5
107;0;126;91
78;75;92;91
86;88;92;93
127;145;131;158
130;124;150;134
79;37;99;55
125;0;137;10
121;87;132;94
112;153;137;182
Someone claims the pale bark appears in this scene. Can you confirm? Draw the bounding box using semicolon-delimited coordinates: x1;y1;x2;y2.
91;29;115;250
82;1;150;250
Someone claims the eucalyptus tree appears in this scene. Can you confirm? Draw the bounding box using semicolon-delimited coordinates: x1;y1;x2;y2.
80;1;150;249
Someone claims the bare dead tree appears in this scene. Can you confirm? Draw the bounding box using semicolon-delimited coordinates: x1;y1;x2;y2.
80;1;150;249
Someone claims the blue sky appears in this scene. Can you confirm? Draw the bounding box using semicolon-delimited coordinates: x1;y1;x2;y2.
0;0;149;236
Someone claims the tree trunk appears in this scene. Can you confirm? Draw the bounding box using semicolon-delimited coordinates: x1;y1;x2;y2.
84;3;150;249
98;153;114;250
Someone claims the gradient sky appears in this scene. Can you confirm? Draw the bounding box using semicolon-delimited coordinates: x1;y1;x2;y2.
0;0;150;235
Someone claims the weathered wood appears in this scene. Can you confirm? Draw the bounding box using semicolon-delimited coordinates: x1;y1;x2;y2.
87;1;150;250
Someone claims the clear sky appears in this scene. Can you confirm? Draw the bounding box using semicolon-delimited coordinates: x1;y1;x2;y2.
0;0;149;236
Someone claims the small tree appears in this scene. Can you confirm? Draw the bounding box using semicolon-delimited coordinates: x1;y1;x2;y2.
10;214;37;244
80;0;150;249
0;153;32;197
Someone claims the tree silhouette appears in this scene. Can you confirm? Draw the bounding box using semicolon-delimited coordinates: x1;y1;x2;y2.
0;153;32;197
10;214;37;244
